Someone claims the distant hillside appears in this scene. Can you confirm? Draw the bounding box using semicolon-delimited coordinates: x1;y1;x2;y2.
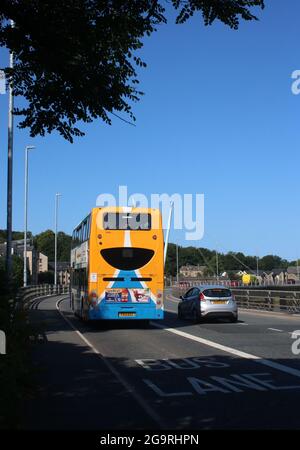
165;243;294;277
0;230;297;276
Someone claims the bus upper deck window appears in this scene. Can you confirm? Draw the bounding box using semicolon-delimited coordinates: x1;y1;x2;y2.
103;213;151;230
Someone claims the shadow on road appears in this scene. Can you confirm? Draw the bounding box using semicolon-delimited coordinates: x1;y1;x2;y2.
21;297;300;431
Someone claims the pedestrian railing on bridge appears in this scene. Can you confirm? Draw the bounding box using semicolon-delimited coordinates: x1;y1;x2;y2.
16;284;70;309
171;286;300;314
231;288;300;314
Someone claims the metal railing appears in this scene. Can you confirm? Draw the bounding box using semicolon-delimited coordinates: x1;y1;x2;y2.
231;288;300;314
171;286;300;314
16;284;70;309
171;279;300;288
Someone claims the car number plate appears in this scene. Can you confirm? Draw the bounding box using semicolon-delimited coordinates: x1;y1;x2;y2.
211;300;227;304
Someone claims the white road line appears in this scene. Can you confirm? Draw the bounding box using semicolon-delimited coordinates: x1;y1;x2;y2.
150;322;300;379
268;328;283;332
55;298;166;429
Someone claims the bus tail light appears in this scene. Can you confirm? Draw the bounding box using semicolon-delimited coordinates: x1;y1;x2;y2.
156;290;163;309
90;291;98;306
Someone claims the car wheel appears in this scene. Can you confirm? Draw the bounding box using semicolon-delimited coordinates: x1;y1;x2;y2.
192;308;201;324
230;315;238;323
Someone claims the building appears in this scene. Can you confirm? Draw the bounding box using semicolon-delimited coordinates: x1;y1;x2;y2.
0;239;48;284
179;265;207;278
38;252;48;273
287;266;300;284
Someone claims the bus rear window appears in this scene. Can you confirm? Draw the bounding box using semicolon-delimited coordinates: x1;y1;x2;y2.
100;247;154;270
103;213;151;230
203;289;232;298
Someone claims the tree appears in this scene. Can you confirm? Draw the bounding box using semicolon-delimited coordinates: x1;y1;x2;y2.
57;232;72;261
34;230;72;262
165;243;178;277
34;230;55;261
0;0;265;142
0;229;32;243
11;255;23;289
259;255;287;271
38;271;54;284
208;253;225;276
0;255;23;292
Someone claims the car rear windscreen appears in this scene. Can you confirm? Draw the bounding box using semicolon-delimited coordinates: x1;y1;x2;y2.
103;213;151;230
203;288;232;298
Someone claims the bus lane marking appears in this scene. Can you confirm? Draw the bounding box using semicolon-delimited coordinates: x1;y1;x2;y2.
134;357;300;397
150;322;300;379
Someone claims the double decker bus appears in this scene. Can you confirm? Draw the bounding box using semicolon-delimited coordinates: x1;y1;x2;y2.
70;207;164;321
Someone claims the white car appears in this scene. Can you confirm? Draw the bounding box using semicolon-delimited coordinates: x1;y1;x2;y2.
178;285;238;323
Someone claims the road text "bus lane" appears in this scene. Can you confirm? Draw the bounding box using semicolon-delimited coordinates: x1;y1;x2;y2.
135;358;300;397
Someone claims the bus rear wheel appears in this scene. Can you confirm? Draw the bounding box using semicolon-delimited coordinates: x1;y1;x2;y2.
80;299;88;322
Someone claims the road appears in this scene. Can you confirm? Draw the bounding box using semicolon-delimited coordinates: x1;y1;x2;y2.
25;290;300;430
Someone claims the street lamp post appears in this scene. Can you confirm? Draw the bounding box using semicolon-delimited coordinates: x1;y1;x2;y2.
216;250;219;283
54;193;62;287
6;20;15;285
23;145;35;287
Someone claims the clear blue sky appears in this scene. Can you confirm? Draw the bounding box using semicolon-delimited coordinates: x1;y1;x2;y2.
0;1;299;260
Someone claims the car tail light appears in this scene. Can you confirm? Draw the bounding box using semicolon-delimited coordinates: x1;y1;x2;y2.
199;292;206;302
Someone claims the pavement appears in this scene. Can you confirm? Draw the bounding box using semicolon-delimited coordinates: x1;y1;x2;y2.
24;289;300;430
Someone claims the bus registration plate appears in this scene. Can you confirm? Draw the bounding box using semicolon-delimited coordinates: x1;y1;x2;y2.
119;312;136;317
